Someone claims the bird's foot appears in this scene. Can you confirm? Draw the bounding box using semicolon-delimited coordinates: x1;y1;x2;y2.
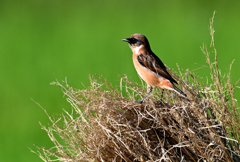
133;100;146;104
154;100;163;107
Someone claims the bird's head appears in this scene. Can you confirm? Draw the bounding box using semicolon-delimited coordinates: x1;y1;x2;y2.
122;34;151;53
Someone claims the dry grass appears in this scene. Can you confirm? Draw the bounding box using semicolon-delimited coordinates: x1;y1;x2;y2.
31;12;240;162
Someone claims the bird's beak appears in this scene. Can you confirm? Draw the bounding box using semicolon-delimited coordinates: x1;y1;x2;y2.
122;38;129;42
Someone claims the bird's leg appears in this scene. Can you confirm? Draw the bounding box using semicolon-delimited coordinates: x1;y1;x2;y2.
154;89;164;106
160;89;164;102
138;85;152;104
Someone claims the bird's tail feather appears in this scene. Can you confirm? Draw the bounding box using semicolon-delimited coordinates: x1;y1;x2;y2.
173;85;187;97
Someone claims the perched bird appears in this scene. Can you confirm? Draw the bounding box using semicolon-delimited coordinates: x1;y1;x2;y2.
122;33;187;103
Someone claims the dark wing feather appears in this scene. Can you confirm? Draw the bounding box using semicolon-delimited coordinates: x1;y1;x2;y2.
137;53;178;84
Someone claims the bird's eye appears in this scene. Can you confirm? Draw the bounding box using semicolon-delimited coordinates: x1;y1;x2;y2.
131;38;138;43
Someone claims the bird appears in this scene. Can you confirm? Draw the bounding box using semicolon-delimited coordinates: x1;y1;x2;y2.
122;33;187;103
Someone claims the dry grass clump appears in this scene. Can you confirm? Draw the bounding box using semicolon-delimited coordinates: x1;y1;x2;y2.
32;12;240;161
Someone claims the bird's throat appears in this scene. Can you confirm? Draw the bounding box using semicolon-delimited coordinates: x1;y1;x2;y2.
131;45;143;54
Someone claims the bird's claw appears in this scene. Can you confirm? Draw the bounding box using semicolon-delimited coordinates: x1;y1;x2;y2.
133;100;146;104
154;100;162;106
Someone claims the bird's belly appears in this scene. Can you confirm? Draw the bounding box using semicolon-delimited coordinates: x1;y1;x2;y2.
133;61;160;87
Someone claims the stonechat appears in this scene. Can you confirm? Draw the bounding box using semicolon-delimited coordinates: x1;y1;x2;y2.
122;33;187;103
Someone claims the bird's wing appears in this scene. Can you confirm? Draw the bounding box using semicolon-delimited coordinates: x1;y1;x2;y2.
137;53;178;84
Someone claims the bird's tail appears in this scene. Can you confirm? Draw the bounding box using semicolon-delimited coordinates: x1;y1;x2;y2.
173;85;187;97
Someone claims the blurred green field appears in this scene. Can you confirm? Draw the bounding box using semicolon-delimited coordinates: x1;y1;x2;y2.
0;0;239;161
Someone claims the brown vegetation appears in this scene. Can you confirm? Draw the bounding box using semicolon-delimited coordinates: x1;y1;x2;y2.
32;12;240;162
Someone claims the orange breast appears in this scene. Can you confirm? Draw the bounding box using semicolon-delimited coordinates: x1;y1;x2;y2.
132;54;175;90
133;54;160;87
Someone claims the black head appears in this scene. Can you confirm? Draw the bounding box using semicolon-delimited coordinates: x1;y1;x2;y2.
122;37;141;45
122;34;150;48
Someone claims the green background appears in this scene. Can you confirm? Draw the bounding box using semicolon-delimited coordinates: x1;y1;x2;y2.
1;0;239;161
